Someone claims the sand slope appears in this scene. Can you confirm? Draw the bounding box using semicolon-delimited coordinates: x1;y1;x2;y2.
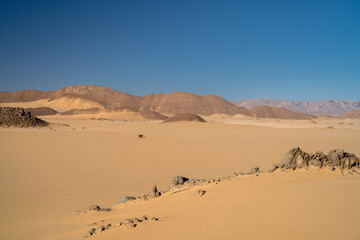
1;119;360;240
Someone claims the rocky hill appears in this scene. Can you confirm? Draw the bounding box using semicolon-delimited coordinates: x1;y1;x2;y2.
0;107;49;127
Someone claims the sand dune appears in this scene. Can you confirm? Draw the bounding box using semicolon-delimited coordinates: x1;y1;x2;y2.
0;119;359;240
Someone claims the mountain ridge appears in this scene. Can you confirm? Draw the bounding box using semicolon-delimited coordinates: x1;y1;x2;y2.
232;99;360;115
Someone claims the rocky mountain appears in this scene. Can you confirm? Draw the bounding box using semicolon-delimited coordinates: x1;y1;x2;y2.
0;85;249;116
232;99;360;115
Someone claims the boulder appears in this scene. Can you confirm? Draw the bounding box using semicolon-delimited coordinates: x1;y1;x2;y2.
328;149;344;166
87;205;101;211
194;190;206;198
84;228;96;237
173;176;189;185
118;196;136;204
249;167;260;174
280;147;302;169
295;155;307;168
94;226;105;234
149;184;161;198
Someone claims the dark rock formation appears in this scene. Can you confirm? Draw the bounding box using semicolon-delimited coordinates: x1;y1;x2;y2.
87;204;110;212
0;107;49;128
173;176;189;185
148;184;161;198
278;147;359;171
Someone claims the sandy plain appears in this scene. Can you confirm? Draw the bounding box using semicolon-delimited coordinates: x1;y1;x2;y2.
0;116;360;240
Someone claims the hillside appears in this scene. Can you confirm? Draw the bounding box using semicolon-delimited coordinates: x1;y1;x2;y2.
342;109;360;119
249;106;315;119
232;99;360;115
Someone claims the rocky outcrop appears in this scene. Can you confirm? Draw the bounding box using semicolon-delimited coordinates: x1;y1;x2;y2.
148;184;161;198
0;107;49;128
277;147;359;170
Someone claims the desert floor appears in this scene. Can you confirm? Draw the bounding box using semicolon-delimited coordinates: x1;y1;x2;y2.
0;117;360;240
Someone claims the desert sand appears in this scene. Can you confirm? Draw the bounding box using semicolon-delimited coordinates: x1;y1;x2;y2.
1;115;360;240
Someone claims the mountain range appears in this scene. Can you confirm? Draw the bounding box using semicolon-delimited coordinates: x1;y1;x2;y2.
0;85;358;119
231;99;360;115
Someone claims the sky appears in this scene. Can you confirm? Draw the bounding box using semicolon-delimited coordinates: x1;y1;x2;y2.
0;0;359;101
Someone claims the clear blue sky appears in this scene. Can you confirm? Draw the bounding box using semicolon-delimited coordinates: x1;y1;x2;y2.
0;0;359;100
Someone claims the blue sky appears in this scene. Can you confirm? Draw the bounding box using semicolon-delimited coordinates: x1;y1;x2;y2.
0;0;359;100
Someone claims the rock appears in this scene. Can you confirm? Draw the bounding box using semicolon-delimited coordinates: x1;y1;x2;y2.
267;164;278;173
328;149;344;166
0;107;49;128
150;217;159;221
149;184;161;198
85;228;96;237
187;179;206;184
141;215;148;221
249;167;260;174
122;219;134;225
194;190;206;198
118;196;136;203
295;155;307;169
87;205;101;211
308;159;321;169
280;147;302;169
128;222;136;228
87;204;110;212
173;176;189;185
94;226;105;234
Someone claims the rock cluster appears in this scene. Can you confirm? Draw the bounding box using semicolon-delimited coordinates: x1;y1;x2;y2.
278;147;359;170
87;205;110;212
172;176;206;185
83;215;159;238
0;107;49;128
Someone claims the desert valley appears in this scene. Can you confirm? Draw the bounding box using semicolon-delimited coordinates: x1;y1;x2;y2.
0;85;359;240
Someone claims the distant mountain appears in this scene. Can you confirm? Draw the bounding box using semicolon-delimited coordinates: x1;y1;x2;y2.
249;106;314;119
0;85;250;116
231;99;360;115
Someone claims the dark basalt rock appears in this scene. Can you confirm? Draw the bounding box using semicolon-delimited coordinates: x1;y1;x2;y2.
0;107;49;128
279;147;359;170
